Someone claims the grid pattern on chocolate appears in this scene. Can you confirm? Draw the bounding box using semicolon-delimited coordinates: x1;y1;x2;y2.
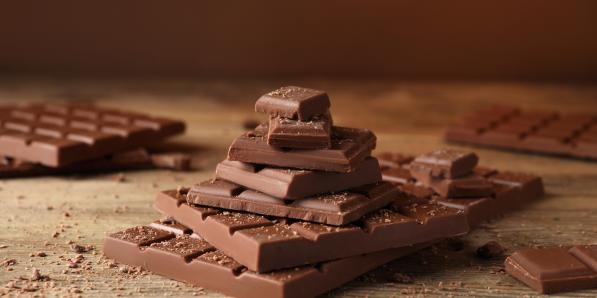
154;187;468;272
379;153;545;228
505;245;597;294
445;106;597;159
103;220;428;298
0;104;185;166
186;179;397;225
214;157;381;200
227;124;376;172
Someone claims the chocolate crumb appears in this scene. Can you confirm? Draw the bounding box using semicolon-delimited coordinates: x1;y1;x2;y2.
30;251;47;257
476;241;505;259
30;268;50;281
113;173;126;182
1;258;16;267
70;244;94;253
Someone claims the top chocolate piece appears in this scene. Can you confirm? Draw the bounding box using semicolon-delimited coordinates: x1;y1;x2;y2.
0;103;185;167
410;149;479;179
255;86;331;121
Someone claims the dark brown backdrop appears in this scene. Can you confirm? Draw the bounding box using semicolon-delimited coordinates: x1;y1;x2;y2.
1;0;597;80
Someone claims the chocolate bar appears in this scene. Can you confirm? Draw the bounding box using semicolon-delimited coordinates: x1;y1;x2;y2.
0;149;191;178
255;86;330;121
267;112;332;149
104;219;431;298
154;188;468;272
0;103;185;167
411;171;495;198
186;179;395;225
215;157;381;200
505;245;597;294
445;106;597;160
410;149;479;179
228;124;376;172
379;153;545;228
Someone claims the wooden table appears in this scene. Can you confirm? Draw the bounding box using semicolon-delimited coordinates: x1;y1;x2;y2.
1;79;596;297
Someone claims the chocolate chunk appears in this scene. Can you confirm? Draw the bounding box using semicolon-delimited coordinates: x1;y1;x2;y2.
104;221;429;298
411;171;495;198
0;103;185;167
255;86;330;121
410;149;479;179
150;152;192;171
505;245;597;294
214;157;381;199
155;188;468;272
228;125;376;172
379;151;544;228
267;112;332;149
186;180;397;225
446;106;597;160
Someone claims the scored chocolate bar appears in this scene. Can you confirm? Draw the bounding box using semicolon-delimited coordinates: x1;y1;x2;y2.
154;187;468;272
104;219;431;298
255;86;330;121
0;103;185;167
505;245;597;294
378;152;544;228
186;179;395;225
0;149;191;178
215;157;381;200
267;112;332;149
409;149;479;179
445;106;597;160
228;124;376;172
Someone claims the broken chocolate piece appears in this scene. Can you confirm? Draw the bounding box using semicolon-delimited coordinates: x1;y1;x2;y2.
255;86;330;121
267;112;332;149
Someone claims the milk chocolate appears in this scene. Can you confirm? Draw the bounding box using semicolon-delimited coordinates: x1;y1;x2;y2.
255;86;330;121
410;149;479;179
267;112;332;149
228;124;376;172
445;106;597;160
104;219;431;298
215;157;381;199
186;179;396;225
411;171;495;198
379;153;544;228
0;103;185;167
505;245;597;294
154;188;468;272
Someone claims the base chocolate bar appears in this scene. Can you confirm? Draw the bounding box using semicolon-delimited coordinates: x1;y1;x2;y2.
0;103;185;167
215;157;381;200
104;219;430;298
154;187;468;272
378;152;545;228
227;124;376;172
505;245;597;294
445;106;597;160
0;149;191;178
254;86;331;121
186;179;395;226
267;112;332;149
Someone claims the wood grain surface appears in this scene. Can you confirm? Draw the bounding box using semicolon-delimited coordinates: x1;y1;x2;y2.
1;79;596;297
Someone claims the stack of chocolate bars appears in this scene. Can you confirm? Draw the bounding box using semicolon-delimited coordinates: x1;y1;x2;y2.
0;103;189;178
103;87;545;298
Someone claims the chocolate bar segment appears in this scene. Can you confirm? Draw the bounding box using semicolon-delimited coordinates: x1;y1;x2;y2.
228;124;376;172
104;220;430;298
255;86;330;121
0;149;191;178
505;246;597;294
154;188;468;272
445;106;597;160
215;157;381;200
410;149;479;179
186;179;395;225
379;153;544;228
411;172;495;198
267;112;332;149
0;104;185;167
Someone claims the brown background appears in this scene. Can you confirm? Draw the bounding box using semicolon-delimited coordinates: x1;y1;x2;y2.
1;0;597;80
